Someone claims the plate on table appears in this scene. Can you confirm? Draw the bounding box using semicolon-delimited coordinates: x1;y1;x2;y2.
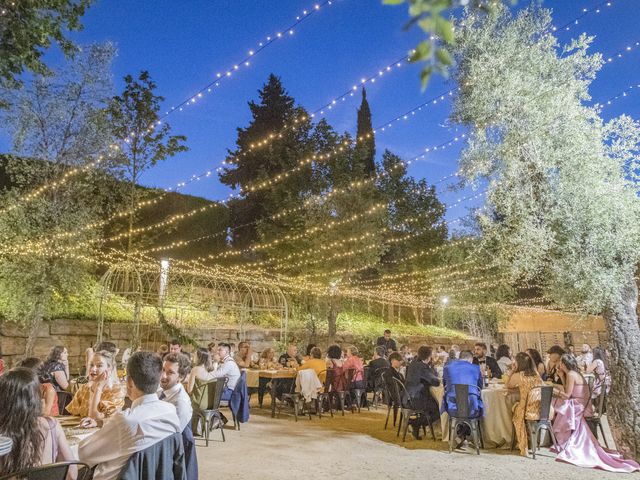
66;436;82;447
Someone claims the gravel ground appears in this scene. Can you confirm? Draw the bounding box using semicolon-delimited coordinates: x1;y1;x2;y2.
195;404;630;479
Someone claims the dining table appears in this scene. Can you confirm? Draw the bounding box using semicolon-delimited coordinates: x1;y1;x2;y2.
243;369;298;417
58;416;100;458
430;382;520;449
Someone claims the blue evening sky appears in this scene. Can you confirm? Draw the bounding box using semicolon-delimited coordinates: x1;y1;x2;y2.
6;0;640;227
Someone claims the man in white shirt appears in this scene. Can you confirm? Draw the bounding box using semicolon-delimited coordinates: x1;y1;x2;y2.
576;343;594;370
159;352;193;431
78;351;181;480
210;343;240;401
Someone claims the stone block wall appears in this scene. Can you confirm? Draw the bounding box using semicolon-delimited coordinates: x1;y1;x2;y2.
0;318;475;372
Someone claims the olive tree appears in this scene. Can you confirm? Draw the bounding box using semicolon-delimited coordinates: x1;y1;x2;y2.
451;6;640;457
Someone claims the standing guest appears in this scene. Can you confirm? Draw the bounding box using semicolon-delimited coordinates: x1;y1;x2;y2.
495;344;513;374
297;347;327;383
343;346;366;389
78;352;181;480
210;343;241;401
576;344;593;371
302;344;317;363
547;345;566;385
526;348;547;380
376;329;398;353
186;348;214;395
405;346;441;440
159;353;192;431
552;355;639;472
442;350;484;446
43;345;70;392
169;339;182;355
235;341;258;369
18;357;59;417
278;344;302;368
506;352;544;456
586;347;607;398
0;368;77;478
473;342;501;379
68;351;125;423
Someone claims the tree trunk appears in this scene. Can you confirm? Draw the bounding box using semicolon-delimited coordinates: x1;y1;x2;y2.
24;297;45;358
603;275;640;461
328;296;340;340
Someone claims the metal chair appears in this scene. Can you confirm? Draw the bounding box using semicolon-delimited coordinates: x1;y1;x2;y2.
369;367;387;409
391;377;436;442
586;388;609;448
315;369;334;418
381;368;399;430
277;372;304;422
191;377;227;445
0;461;92;480
345;368;368;413
510;385;558;459
56;391;72;416
447;384;484;455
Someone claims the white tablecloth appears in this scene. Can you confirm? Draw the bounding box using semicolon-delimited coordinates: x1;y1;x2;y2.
431;385;519;449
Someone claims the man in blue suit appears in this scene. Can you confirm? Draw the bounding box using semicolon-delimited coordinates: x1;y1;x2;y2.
441;350;484;446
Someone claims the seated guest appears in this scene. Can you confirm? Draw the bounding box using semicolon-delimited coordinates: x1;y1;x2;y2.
551;355;639;473
68;350;125;422
235;341;258;369
376;329;397;353
279;344;302;368
19;357;59;416
169;339;182;355
526;348;547;380
186;348;214;395
258;347;279;370
302;344;316;363
495;344;513;374
0;368;77;478
43;345;70;392
85;341;119;379
505;352;544;456
343;346;366;389
297;347;327;383
326;344;347;392
435;345;449;365
566;344;576;357
400;345;414;363
575;343;593;371
442;350;484;445
450;344;460;359
473;342;501;379
78;352;181;480
405;346;441;439
368;346;390;390
157;344;169;357
210;343;241;401
547;345;565;385
586;347;607;398
159;353;193;431
388;352;404;382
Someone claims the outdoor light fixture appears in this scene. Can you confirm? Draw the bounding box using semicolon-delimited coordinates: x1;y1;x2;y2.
441;296;449;305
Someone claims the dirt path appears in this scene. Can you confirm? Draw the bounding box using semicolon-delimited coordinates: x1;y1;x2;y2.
195;406;625;479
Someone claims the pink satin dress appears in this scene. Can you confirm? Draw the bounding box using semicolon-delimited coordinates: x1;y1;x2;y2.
552;383;640;473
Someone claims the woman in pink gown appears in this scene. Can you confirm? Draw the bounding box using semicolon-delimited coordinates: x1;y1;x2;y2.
552;354;639;473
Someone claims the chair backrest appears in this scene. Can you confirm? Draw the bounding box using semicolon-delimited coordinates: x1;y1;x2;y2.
345;368;357;390
322;369;334;393
451;384;482;419
392;377;413;409
191;378;226;411
586;375;595;392
56;391;72;416
0;461;91;480
590;389;606;419
523;385;554;422
373;367;388;390
119;432;185;480
380;369;400;406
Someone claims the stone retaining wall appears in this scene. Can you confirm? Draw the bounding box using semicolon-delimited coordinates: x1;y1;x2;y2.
0;318;475;372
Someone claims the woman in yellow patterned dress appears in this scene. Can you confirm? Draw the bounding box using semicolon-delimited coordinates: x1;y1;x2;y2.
67;350;125;423
505;352;544;456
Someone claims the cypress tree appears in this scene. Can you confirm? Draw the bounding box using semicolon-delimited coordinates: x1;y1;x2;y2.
355;87;376;176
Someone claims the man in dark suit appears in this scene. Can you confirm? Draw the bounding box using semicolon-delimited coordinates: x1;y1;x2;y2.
376;329;398;353
405;346;441;439
442;350;484;447
473;342;502;379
